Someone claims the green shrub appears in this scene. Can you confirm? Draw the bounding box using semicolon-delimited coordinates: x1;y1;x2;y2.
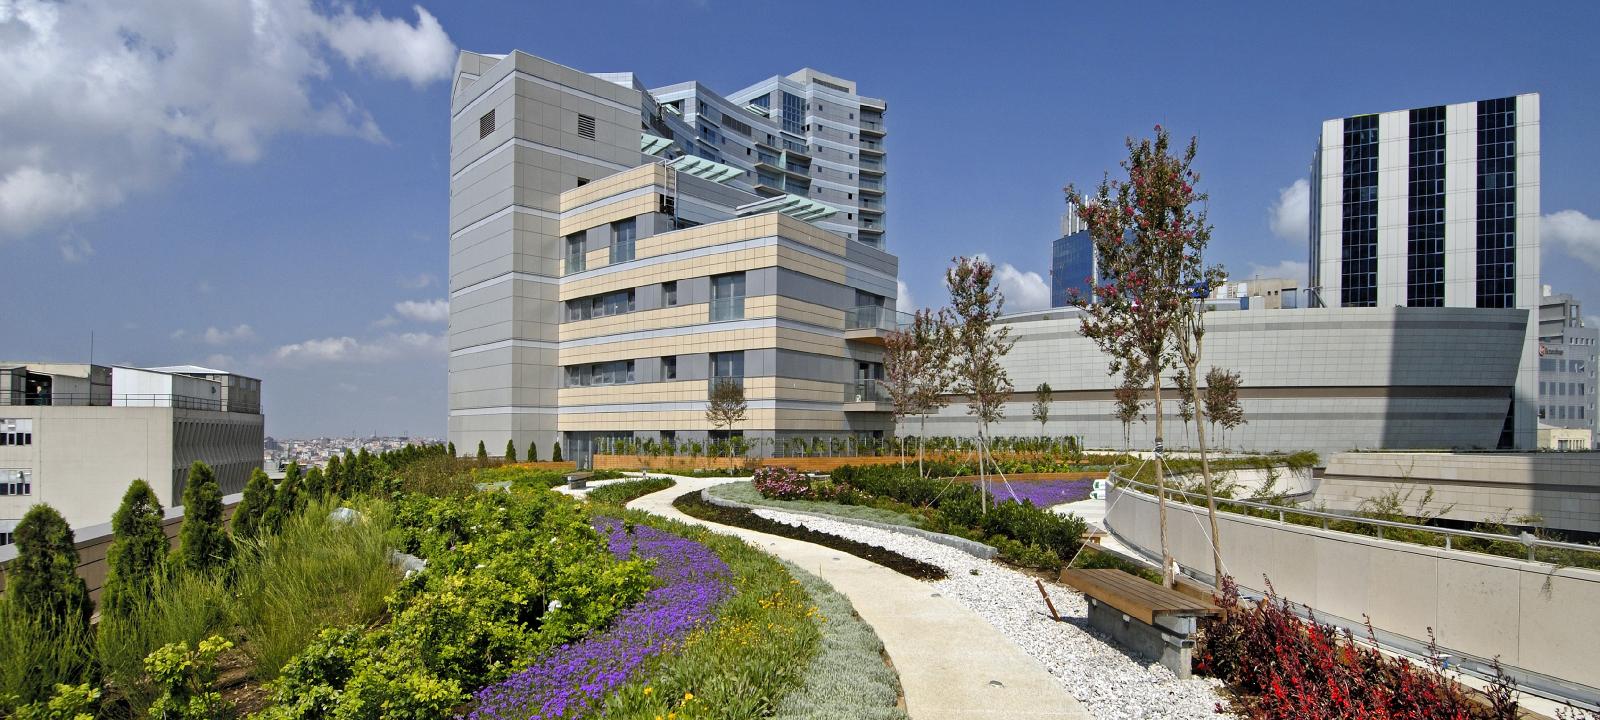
504;439;518;463
144;636;233;719
232;467;276;540
0;599;95;710
4;682;99;720
96;569;232;713
586;477;675;505
176;461;232;575
101;479;170;620
5;504;91;630
551;441;562;462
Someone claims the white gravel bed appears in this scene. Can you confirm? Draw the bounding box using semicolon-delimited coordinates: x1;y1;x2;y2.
749;507;1231;720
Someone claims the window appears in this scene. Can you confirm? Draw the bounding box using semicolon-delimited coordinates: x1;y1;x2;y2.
662;356;677;380
750;94;770;109
782;91;804;134
1406;106;1446;307
1340;114;1379;307
711;351;744;378
611;218;636;263
0;469;31;496
722;115;751;136
710;272;745;321
565;360;635;387
577;177;590;187
0;419;32;446
663;281;678;306
577;113;597;141
566;289;635;321
479;109;495;139
565;233;586;274
1476;97;1517;309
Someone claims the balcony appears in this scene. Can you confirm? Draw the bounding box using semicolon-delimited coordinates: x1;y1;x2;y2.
843;379;893;412
859;157;885;174
844;305;911;344
710;296;745;322
860;117;885;135
859;197;885;212
859;177;885;192
860;138;885;153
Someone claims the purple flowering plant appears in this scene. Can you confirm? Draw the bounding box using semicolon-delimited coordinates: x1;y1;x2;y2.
985;478;1094;508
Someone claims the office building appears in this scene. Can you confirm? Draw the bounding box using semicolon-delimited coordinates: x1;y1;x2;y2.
0;363;263;539
447;51;897;462
911;305;1528;456
1309;94;1541;448
1050;208;1095;308
1538;286;1597;448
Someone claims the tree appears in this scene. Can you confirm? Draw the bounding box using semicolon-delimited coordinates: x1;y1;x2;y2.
1068;125;1220;587
1113;370;1146;453
447;441;457;457
101;479;169;618
476;440;488;467
231;468;276;540
882;307;956;473
6;504;92;628
176;461;232;575
1174;370;1194;449
505;439;518;464
1032;382;1054;437
262;461;301;533
945;256;1016;514
705;379;748;465
324;454;344;496
552;441;563;462
1204;366;1246;448
302;466;327;498
527;440;539;463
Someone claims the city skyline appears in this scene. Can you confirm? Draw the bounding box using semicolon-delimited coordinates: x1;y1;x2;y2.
4;1;1600;437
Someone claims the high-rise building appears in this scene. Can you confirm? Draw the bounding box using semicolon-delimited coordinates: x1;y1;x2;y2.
1309;94;1541;448
0;363;263;538
1538;286;1597;449
1050;208;1095;308
447;51;897;463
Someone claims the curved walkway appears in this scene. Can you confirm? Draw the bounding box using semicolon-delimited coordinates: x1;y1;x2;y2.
629;475;1089;720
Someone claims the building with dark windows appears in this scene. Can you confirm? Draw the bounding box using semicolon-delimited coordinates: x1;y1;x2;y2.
447;51;898;464
1538;286;1597;449
1050;208;1096;308
1309;94;1541;449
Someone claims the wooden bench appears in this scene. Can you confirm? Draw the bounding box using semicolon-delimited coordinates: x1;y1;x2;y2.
1058;568;1221;678
565;471;594;490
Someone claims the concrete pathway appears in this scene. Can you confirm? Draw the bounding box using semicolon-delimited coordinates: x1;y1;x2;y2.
629;475;1089;720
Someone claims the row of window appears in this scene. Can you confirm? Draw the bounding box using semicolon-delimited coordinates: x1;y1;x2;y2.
1475;97;1517;309
564;351;743;388
1341;115;1380;308
565;218;636;273
1407;106;1448;308
1541;405;1589;421
1542;381;1588;397
0;433;32;446
0;419;32;446
1540;358;1591;374
0;470;31;497
565;273;746;324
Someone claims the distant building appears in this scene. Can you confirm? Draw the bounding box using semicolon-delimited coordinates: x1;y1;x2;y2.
0;363;263;540
1212;277;1301;310
1050;208;1095;308
1309;94;1541;449
1537;286;1597;448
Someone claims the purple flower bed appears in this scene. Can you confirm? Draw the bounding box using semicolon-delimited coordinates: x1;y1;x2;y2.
986;478;1093;508
466;518;731;720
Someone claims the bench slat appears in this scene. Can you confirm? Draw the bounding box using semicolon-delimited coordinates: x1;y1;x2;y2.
1058;569;1220;625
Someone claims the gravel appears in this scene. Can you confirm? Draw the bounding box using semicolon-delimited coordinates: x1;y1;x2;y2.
748;507;1231;720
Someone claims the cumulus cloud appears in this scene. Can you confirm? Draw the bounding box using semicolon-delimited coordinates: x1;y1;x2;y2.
975;254;1051;313
202;353;237;370
268;332;444;366
896;279;915;310
201;324;256;346
395;298;449;323
1543;210;1600;272
0;1;456;239
1244;260;1309;287
1269;179;1310;244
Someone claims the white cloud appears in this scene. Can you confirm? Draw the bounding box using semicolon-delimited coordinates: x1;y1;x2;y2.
58;232;93;262
202;353;237;370
398;272;437;289
1543;210;1600;272
201;324;256;346
268;332;444;366
1269;179;1310;244
394;298;449;323
896;279;915;310
975;254;1050;313
372;315;399;328
1243;260;1309;287
0;1;456;238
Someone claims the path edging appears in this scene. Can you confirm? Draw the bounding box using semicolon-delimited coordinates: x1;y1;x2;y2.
700;487;999;560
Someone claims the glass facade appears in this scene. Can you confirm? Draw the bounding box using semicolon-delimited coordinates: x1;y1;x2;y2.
1341;115;1379;307
1407;106;1446;307
1476;96;1517;309
781;91;804;135
1050;230;1095;307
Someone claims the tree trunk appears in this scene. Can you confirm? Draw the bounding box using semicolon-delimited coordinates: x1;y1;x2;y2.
978;423;988;515
1191;375;1223;585
1152;376;1174;588
918;414;926;478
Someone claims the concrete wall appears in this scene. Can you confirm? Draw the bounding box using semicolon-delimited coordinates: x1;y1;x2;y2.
1105;483;1600;693
1314;452;1600;535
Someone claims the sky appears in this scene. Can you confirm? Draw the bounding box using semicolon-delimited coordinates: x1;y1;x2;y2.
3;0;1599;439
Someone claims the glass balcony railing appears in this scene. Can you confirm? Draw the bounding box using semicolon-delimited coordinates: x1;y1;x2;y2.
860;177;884;190
861;118;885;132
847;305;912;332
848;379;889;403
710;297;745;322
859;157;884;171
860;138;885;151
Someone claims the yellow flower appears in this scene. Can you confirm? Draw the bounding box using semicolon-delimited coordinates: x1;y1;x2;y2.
643;687;653;696
684;692;695;701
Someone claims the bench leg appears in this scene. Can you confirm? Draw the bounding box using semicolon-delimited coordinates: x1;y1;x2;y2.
1084;599;1198;679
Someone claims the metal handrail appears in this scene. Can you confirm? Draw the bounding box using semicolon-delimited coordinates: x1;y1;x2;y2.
0;392;245;413
1108;472;1600;561
846;305;912;332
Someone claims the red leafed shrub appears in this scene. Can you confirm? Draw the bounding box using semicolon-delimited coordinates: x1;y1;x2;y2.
1198;576;1520;720
752;466;813;500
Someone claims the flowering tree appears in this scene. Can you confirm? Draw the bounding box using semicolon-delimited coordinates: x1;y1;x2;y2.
882;307;957;474
1067;125;1224;587
945;256;1015;513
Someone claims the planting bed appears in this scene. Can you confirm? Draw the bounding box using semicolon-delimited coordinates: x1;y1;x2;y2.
672;491;947;581
979;477;1095;508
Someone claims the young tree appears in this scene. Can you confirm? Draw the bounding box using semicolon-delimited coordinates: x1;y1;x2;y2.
527;440;539;463
505;439;518;464
1113;371;1146;453
324;454;344;496
231;468;276;540
1032;382;1054;437
706;379;748;465
945;256;1015;513
263;461;301;533
1204;366;1247;449
1068;125;1220;587
6;504;92;628
552;441;563;462
177;461;232;575
882;307;956;473
101;479;169;618
447;441;457;457
1174;370;1194;449
476;440;489;468
302;465;327;498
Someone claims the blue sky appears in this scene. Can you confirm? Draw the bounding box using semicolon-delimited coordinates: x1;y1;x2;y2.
4;0;1599;438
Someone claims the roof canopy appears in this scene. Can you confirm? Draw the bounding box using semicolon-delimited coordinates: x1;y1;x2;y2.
667;155;743;184
736;194;840;222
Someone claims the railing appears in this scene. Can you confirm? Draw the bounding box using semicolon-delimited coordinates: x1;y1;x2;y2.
860;138;884;151
785;161;809;173
1109;473;1600;564
709;297;745;322
708;377;745;395
848;379;889;403
859;177;884;190
846;305;913;332
756;152;780;165
859;157;884;171
860;118;885;132
859;198;884;210
0;393;245;413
